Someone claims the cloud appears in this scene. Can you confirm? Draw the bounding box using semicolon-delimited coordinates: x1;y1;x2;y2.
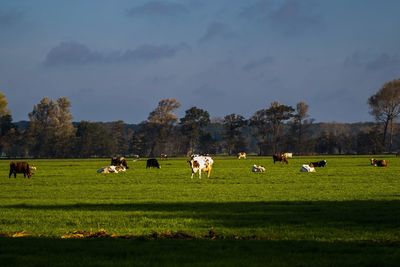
344;52;400;72
198;22;235;43
126;1;188;17
0;7;24;27
242;56;275;71
239;0;321;35
44;42;189;67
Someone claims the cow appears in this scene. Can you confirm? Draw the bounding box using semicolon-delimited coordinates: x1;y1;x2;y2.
370;159;387;167
252;164;265;172
309;160;327;167
160;154;168;159
188;155;214;179
97;165;126;174
146;158;161;169
238;152;247;159
272;154;288;164
283;152;293;158
9;161;33;178
111;157;129;169
300;164;316;172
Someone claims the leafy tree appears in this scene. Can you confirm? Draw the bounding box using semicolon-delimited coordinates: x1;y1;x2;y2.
265;102;294;153
146;98;181;156
291;101;313;153
28;97;75;157
75;121;114;157
368;79;400;152
180;107;210;155
250;109;270;155
223;114;247;155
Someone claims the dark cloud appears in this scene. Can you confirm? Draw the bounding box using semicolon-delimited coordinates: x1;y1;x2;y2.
240;0;322;35
126;1;188;17
198;22;235;43
239;0;270;21
243;56;275;71
344;52;400;72
0;7;24;27
44;42;189;67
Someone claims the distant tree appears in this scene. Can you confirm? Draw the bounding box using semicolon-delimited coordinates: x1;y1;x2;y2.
368;79;400;152
250;109;270;155
223;114;247;155
291;101;313;153
180;107;210;155
75;121;114;157
0;91;10;117
146;98;181;156
265;102;294;153
27;97;76;157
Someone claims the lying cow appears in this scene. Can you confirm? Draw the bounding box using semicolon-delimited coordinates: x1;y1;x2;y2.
238;152;247;159
97;165;126;174
252;164;265;172
9;161;33;178
146;158;161;169
272;154;288;164
188;155;214;179
300;164;316;172
370;159;387;167
111;157;129;169
309;160;327;167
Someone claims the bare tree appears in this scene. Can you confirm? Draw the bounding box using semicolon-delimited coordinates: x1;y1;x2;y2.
368;79;400;152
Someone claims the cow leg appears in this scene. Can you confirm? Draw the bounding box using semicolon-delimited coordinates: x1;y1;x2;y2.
199;170;201;179
191;172;194;179
207;168;212;178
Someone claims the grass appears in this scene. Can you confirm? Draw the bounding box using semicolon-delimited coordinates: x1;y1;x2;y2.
0;155;399;266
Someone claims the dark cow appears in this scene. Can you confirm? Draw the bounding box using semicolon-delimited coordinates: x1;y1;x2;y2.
111;157;129;169
146;158;160;169
370;158;387;167
309;160;327;167
272;154;288;164
9;161;33;178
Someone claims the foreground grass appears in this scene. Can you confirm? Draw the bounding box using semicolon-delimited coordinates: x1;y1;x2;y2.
0;156;399;266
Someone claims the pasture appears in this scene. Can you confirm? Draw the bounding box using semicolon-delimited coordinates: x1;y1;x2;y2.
0;156;399;266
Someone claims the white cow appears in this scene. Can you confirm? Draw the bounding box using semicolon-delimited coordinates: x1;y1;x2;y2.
283;152;293;158
252;164;265;172
97;165;126;174
300;164;315;172
238;152;247;159
188;156;214;179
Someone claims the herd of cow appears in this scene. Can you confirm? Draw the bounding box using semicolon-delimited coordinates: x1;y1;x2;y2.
7;154;389;179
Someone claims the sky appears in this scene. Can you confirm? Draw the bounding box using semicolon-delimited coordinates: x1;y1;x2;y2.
1;0;400;123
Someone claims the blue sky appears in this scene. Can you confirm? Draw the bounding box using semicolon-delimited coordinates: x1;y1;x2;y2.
1;0;399;123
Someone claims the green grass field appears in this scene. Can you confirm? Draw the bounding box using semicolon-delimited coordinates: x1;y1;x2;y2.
0;156;399;266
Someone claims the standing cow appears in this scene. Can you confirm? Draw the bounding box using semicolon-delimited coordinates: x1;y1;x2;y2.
188;155;214;179
9;162;33;178
111;157;129;169
272;154;288;164
146;158;161;169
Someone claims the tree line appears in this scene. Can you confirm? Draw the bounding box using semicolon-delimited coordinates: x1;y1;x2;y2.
1;78;399;158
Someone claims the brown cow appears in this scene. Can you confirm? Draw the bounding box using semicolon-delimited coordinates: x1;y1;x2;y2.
370;158;388;167
273;154;288;164
9;161;33;178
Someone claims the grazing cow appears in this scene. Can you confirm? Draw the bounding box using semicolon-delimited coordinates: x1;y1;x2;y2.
9;162;33;178
160;154;168;159
146;158;161;169
300;164;316;172
283;152;293;158
272;154;288;164
111;157;129;169
370;159;387;167
252;164;265;172
309;160;327;167
188;155;214;179
238;152;247;159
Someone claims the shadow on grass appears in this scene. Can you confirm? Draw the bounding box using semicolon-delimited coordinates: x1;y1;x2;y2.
0;237;399;267
2;201;400;231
